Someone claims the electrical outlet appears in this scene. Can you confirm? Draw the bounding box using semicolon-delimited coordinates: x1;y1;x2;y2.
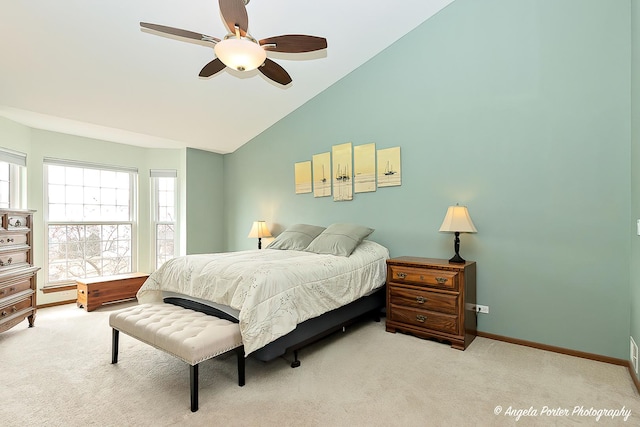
631;337;638;374
476;304;489;314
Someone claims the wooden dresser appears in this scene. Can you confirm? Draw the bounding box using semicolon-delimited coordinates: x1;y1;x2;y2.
386;257;476;350
0;209;39;333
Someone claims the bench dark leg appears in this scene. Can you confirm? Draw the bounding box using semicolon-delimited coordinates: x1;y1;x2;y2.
111;329;119;364
291;350;301;368
190;364;199;412
236;346;245;387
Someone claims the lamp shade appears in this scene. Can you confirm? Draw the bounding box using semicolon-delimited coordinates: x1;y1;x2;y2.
214;38;267;72
247;221;272;239
439;205;477;233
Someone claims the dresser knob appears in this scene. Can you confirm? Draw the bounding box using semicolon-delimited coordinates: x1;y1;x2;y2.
9;286;15;292
416;296;426;304
7;238;13;243
416;314;426;323
435;277;448;284
11;306;17;313
396;272;407;279
1;311;7;317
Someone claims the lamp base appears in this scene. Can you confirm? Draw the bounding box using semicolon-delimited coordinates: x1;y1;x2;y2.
448;253;466;264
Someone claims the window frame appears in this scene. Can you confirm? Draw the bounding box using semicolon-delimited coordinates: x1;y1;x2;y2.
0;148;27;209
150;170;178;270
43;158;138;287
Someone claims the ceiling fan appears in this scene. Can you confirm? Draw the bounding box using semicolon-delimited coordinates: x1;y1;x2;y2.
140;0;327;86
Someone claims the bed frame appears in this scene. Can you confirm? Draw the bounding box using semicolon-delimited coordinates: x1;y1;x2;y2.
164;285;385;367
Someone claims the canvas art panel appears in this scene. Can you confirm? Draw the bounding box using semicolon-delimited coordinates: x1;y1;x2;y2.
332;142;353;201
377;146;401;187
312;152;331;198
354;143;376;193
294;161;312;194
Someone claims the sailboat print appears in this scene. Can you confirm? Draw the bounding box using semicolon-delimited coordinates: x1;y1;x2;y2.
384;160;396;176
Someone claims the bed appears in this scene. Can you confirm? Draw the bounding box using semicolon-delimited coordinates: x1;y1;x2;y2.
136;223;389;366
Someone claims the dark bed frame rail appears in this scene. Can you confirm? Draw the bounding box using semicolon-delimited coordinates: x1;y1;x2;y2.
164;286;385;368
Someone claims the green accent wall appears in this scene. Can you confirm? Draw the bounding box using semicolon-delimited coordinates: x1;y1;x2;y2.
630;0;640;380
224;0;632;359
185;148;225;254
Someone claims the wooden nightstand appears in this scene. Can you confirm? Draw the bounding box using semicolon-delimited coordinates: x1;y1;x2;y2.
385;257;476;350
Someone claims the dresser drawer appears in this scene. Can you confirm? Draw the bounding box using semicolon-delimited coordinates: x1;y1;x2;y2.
0;233;28;249
388;265;458;291
389;305;458;335
389;286;458;315
0;294;34;318
0;250;28;271
0;277;32;300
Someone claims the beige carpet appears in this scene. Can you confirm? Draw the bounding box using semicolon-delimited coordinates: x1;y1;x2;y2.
2;302;639;427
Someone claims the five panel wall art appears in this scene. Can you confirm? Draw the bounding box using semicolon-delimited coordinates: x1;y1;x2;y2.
294;143;401;201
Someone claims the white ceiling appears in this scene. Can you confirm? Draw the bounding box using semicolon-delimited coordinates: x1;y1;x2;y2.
0;0;454;154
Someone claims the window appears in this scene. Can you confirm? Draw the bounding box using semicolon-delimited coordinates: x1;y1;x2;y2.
0;148;27;209
44;159;137;285
151;170;177;269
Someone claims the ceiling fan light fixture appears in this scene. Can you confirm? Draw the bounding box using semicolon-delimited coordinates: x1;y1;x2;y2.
214;37;266;72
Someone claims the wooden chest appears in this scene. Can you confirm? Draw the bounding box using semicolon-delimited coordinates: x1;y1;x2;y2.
77;272;149;312
385;257;476;350
0;209;39;333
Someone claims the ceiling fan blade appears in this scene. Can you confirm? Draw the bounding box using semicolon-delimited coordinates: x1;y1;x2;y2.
140;22;220;43
258;59;292;85
219;0;248;37
259;35;327;53
199;58;227;77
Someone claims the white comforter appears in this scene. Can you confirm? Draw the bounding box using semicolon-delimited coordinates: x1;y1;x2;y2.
137;240;389;354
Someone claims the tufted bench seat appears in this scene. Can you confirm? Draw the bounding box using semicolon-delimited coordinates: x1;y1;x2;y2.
109;303;244;412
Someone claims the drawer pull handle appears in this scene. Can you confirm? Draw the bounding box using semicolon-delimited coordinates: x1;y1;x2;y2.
436;277;448;284
9;286;15;292
1;311;7;317
0;257;11;267
7;238;13;243
396;272;407;279
416;314;426;323
11;306;17;313
416;296;426;304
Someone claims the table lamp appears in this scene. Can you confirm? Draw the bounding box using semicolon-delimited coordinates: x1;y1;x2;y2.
439;204;477;263
248;220;272;249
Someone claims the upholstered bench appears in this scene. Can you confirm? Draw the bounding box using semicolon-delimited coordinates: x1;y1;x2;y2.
109;303;245;412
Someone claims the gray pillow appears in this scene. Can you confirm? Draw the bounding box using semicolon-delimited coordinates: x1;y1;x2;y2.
266;224;326;251
304;223;374;257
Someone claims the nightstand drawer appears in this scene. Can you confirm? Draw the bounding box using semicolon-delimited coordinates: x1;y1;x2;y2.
389;287;458;315
388;265;458;290
389;306;458;335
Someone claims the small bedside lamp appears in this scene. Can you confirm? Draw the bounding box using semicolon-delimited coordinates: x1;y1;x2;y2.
248;220;272;249
439;204;477;264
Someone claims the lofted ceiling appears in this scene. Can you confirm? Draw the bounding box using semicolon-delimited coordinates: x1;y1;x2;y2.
0;0;454;154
